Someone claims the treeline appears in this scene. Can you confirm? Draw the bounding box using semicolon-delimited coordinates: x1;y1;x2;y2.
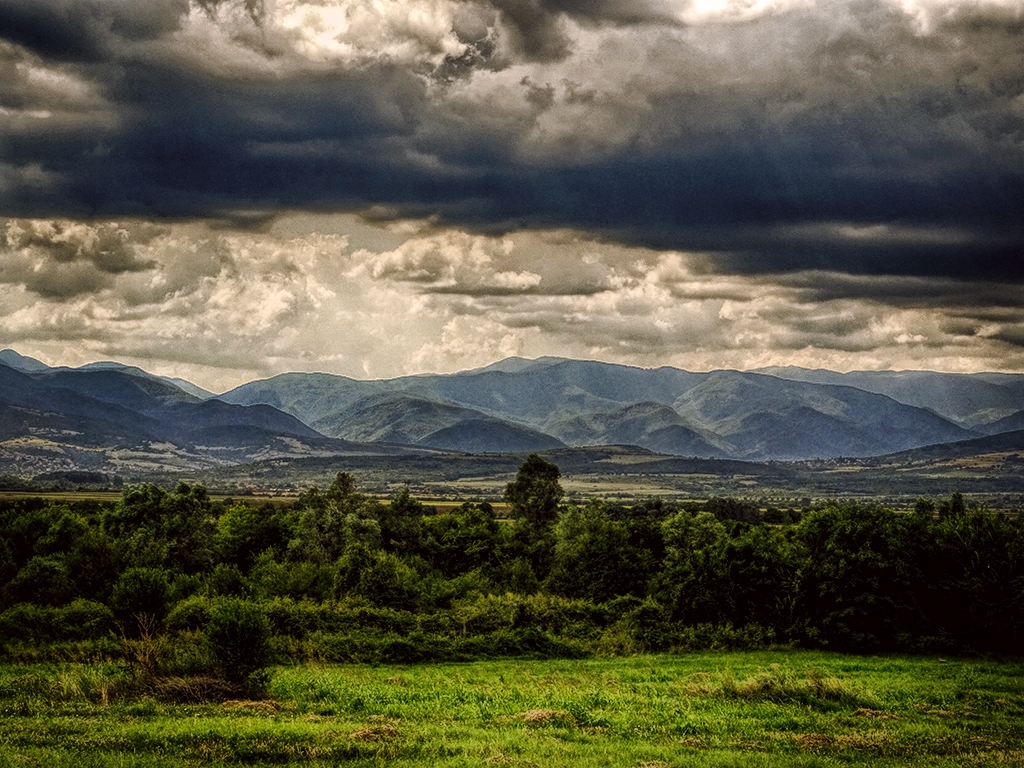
1;455;1022;675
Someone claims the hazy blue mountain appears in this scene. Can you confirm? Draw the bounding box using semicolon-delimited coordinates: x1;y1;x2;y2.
309;392;562;452
977;409;1024;436
0;364;165;447
0;350;215;399
547;401;727;458
756;366;1024;426
463;356;570;375
418;420;564;453
220;371;379;423
418;362;973;459
311;394;481;443
875;428;1024;464
52;367;319;445
75;360;215;400
0;362;392;472
0;349;50;373
223;358;978;460
164;377;215;400
419;360;704;424
220;359;706;435
671;371;973;460
40;368;200;412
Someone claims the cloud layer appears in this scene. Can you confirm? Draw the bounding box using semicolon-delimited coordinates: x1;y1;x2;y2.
0;215;1020;390
0;0;1021;383
0;0;1021;274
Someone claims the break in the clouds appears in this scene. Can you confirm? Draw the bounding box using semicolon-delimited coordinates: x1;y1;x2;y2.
0;0;1021;384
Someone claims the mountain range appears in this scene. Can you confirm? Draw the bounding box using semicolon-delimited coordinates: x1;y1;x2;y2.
219;356;1024;461
754;366;1024;429
0;351;403;476
0;351;1022;478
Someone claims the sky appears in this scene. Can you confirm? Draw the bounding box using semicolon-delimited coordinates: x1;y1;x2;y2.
0;0;1021;392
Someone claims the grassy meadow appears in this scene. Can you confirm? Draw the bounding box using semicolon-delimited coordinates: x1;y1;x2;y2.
1;651;1022;767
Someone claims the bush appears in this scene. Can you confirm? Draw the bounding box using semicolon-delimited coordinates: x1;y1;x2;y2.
205;599;272;691
111;568;170;634
207;563;247;597
165;596;213;633
56;599;117;641
0;600;114;643
4;555;73;607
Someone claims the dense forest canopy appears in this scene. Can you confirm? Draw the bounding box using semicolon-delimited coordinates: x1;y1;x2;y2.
1;455;1021;681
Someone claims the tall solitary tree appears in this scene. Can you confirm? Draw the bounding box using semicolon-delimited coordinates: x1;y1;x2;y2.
505;454;564;581
505;454;564;528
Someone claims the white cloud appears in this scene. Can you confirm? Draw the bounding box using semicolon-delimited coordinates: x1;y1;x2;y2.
0;216;1022;391
677;0;815;25
897;0;1023;33
351;230;541;293
276;0;465;66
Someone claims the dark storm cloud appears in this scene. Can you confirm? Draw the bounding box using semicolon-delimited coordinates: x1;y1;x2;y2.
537;0;680;24
0;0;1022;287
0;0;189;60
460;0;678;63
780;271;1023;310
993;325;1024;349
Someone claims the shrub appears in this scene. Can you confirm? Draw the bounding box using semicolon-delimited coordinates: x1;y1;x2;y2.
55;599;116;641
165;595;213;633
110;568;170;635
4;555;73;607
205;599;272;691
207;563;248;596
0;600;114;643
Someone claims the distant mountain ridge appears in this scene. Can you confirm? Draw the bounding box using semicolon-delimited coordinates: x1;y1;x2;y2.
0;350;216;399
3;351;1022;468
0;351;405;475
754;366;1024;426
219;357;1013;460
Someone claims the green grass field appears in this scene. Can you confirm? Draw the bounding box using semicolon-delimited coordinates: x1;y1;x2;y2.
1;651;1022;767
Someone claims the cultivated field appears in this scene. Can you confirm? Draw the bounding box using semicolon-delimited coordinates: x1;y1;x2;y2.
1;651;1021;767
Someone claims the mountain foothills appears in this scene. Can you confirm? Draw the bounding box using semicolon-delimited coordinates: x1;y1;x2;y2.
0;351;1023;477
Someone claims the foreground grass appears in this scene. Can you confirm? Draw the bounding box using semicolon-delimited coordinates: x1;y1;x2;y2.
1;651;1022;767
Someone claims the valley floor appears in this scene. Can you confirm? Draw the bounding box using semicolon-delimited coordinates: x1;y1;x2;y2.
1;651;1022;767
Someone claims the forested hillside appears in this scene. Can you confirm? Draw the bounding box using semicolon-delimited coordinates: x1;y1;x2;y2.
2;456;1020;689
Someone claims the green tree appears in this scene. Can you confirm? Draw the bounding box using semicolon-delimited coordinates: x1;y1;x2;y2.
103;483;215;573
547;500;645;603
938;491;966;519
653;511;730;625
505;455;563;580
422;502;502;578
792;505;918;651
925;510;1024;653
4;555;73;607
505;454;563;528
216;502;290;570
289;472;382;563
64;528;122;604
378;487;426;555
722;524;795;631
